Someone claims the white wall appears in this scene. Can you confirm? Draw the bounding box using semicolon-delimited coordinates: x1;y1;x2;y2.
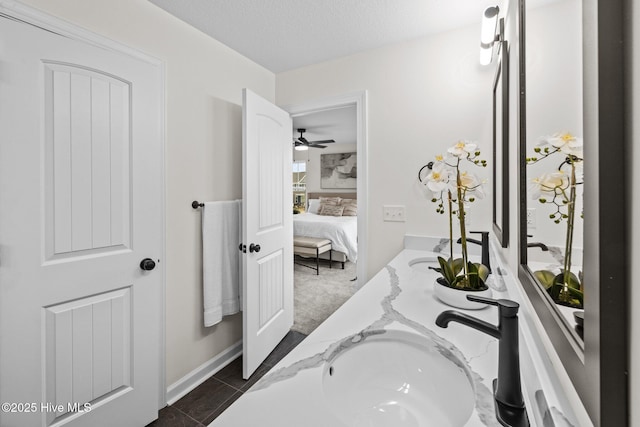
16;0;275;387
294;143;357;195
278;24;495;279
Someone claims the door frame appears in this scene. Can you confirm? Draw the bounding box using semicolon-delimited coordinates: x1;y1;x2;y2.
0;0;167;409
282;91;368;287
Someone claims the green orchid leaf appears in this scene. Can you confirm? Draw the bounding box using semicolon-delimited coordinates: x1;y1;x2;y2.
474;263;490;283
437;256;455;284
533;270;556;290
465;268;475;289
464;262;487;290
435;257;489;291
451;258;465;276
557;271;581;290
451;275;465;289
546;282;562;301
566;286;584;305
545;281;584;309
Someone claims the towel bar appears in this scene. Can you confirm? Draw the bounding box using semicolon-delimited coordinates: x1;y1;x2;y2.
192;200;204;209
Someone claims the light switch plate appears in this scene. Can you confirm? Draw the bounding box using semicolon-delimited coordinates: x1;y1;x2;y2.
383;205;406;222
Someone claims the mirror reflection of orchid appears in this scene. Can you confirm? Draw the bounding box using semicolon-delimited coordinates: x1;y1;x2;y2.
419;140;489;290
527;132;583;309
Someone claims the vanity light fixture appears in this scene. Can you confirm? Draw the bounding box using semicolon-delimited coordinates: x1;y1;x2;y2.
480;6;500;65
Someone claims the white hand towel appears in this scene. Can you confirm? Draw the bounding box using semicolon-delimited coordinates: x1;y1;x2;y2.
202;200;242;327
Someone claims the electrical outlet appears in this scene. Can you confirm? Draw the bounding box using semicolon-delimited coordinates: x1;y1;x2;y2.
383;205;406;222
527;208;536;228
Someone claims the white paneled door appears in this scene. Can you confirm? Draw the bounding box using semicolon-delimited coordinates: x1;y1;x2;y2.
0;13;163;427
242;89;293;378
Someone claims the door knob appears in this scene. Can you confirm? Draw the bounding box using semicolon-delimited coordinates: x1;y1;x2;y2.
249;243;261;253
140;258;156;271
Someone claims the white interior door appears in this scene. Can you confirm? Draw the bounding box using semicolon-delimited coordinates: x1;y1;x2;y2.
242;89;293;379
0;15;163;427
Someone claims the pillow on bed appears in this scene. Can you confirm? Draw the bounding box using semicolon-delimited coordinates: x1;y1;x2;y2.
307;199;321;214
319;196;341;206
339;198;357;216
319;204;344;216
342;203;357;216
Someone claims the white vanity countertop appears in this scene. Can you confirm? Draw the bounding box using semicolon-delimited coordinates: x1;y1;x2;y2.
210;248;512;427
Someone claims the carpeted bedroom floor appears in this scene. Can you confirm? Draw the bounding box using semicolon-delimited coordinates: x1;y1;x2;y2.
292;259;358;335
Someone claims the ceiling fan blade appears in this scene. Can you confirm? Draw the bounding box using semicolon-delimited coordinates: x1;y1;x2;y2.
309;139;335;144
294;129;335;148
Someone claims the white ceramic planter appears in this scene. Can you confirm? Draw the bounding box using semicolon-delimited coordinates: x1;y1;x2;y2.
433;281;492;310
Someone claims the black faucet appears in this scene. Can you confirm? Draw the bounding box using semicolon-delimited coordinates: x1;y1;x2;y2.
527;242;549;251
456;230;491;272
436;295;529;427
526;234;549;251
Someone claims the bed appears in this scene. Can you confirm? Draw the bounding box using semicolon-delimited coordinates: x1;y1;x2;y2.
293;192;358;263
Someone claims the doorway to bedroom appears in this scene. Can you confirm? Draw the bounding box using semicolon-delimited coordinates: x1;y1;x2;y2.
286;95;366;335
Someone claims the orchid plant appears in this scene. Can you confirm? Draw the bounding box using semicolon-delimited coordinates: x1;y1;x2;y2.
419;140;489;290
527;132;584;309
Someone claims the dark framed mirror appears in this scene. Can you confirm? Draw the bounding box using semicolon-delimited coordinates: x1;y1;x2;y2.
492;19;509;248
517;0;627;425
522;0;584;344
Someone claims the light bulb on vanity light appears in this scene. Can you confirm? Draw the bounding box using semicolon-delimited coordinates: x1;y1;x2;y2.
480;6;499;65
480;46;493;66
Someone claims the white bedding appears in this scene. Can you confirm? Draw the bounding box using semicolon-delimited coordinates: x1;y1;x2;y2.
293;213;357;262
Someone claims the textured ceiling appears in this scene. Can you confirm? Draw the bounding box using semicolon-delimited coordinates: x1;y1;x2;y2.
292;105;357;146
146;0;558;139
149;0;509;73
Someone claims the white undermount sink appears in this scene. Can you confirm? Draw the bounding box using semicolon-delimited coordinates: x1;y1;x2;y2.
322;330;475;427
408;257;439;272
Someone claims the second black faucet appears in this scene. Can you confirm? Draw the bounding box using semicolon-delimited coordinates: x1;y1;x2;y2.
456;230;491;272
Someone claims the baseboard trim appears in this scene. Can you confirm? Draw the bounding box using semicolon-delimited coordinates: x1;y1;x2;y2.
165;340;242;406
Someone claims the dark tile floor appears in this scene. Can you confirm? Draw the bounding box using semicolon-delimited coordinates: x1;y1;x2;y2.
146;330;307;427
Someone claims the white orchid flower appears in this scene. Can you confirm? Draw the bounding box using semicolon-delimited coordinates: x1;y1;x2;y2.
447;140;478;159
452;171;485;199
538;132;583;159
529;171;569;200
424;161;453;194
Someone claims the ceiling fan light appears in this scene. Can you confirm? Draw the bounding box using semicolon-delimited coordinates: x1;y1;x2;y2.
295;145;308;151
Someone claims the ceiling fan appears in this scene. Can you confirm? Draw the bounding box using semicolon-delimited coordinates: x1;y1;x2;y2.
294;128;335;150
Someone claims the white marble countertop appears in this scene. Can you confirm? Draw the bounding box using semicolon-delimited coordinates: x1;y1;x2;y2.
209;246;520;427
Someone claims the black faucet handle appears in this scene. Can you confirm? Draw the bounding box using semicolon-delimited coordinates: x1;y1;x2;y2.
466;295;519;317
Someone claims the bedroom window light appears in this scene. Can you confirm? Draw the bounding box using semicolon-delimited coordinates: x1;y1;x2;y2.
293;161;307;212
